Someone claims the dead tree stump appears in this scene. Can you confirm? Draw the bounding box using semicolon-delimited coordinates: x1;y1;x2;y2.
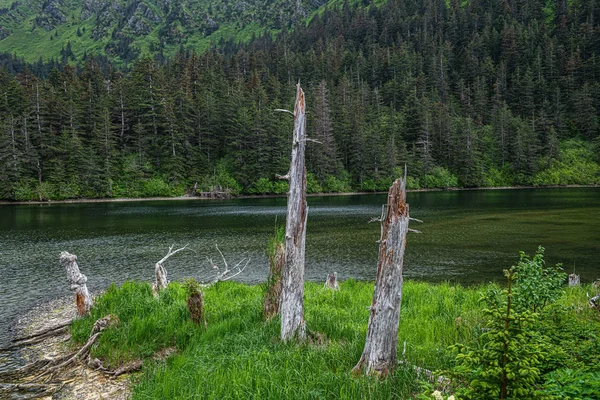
280;83;308;341
187;291;206;328
568;274;580;287
264;234;285;320
353;173;410;376
324;272;340;290
60;251;93;316
153;244;188;295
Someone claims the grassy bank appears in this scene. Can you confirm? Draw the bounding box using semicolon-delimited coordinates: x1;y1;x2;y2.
70;278;599;399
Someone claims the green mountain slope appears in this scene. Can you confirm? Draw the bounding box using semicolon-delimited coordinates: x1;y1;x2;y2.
0;0;327;64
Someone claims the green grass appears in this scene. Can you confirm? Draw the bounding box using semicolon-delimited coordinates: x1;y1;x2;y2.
70;279;599;399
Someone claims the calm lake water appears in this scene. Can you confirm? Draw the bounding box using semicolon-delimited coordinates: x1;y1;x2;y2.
0;188;599;349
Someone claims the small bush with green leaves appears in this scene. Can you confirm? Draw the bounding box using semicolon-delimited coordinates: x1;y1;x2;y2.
512;246;566;313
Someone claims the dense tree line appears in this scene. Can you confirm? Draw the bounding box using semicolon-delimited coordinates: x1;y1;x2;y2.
1;0;599;200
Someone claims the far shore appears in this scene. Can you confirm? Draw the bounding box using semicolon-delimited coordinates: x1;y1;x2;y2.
0;184;598;206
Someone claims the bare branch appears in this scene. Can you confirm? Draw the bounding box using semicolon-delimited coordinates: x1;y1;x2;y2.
157;244;190;266
409;217;424;223
198;245;251;287
300;137;322;144
274;109;294;116
408;228;422;234
276;173;290;180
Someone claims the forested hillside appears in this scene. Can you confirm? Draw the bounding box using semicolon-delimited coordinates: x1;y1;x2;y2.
0;0;325;64
1;0;600;200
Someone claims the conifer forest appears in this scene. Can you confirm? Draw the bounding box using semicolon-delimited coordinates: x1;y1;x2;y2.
1;0;599;200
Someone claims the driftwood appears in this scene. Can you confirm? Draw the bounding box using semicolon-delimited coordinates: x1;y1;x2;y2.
264;239;285;320
568;273;580;286
353;172;410;376
153;244;189;295
36;314;119;381
279;83;309;342
60;251;93;316
589;294;600;310
323;272;340;290
0;322;70;352
201;245;250;287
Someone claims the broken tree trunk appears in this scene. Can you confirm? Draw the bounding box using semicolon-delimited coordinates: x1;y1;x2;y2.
264;231;285;320
280;83;308;341
353;173;410;376
153;244;189;295
324;272;340;290
60;251;93;316
568;273;580;287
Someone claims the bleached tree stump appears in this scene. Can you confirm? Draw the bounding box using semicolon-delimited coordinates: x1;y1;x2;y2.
279;83;309;341
59;252;93;316
353;173;410;376
152;244;188;295
568;273;580;287
324;272;340;290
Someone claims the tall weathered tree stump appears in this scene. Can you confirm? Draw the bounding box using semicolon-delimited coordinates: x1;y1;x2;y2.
324;272;340;290
280;84;308;341
353;173;410;376
59;251;93;316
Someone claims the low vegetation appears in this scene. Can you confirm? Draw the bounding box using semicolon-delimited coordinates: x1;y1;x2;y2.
70;249;600;399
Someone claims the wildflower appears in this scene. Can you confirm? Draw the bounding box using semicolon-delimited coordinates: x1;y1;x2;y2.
432;391;443;400
448;396;455;400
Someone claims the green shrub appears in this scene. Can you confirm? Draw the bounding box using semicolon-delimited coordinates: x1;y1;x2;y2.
323;173;351;193
35;181;56;201
249;177;274;194
512;246;566;313
306;172;322;194
143;177;172;197
13;179;37;201
533;139;600;186
543;369;600;399
483;166;514;187
423;167;459;188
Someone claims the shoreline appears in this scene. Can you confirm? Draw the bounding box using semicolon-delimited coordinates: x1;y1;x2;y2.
0;184;598;206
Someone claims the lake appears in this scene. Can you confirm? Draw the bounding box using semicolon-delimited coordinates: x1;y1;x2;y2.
0;187;599;349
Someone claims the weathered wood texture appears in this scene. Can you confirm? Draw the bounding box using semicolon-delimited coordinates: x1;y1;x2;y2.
280;84;308;341
324;272;340;290
568;273;580;287
60;251;93;316
264;241;285;320
353;174;409;376
153;244;188;294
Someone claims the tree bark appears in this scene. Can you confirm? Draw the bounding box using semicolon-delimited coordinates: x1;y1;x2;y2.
353;173;409;376
568;273;580;287
324;272;340;290
59;252;93;316
280;84;308;341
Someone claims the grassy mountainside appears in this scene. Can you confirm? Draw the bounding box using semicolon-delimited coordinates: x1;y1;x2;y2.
0;0;328;64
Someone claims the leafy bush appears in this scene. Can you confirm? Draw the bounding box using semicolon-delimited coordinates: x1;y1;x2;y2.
13;179;37;201
543;368;600;399
423;167;459;188
142;177;172;197
306;172;322;194
512;246;566;313
323;173;351;193
533;139;600;186
483;166;514;187
248;178;288;195
35;181;56;201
